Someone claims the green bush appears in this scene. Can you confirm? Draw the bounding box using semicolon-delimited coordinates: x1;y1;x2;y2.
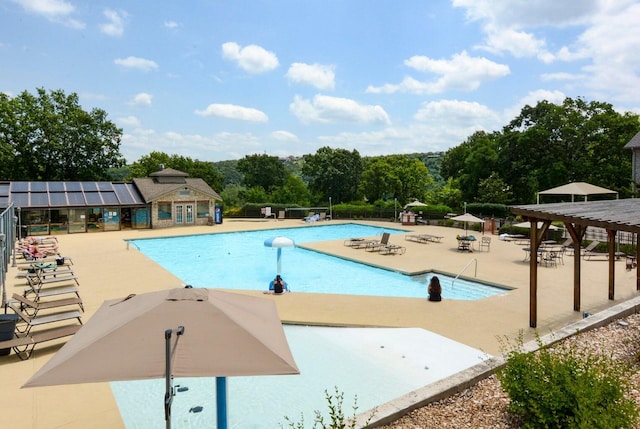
498;335;639;428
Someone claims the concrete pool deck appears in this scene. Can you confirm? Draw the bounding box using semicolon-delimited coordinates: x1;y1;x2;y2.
2;219;639;428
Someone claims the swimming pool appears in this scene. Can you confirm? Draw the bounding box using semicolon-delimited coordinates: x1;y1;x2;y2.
111;325;490;428
128;223;508;300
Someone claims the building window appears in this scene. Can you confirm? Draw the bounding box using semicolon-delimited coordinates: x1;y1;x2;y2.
197;201;209;218
158;202;172;220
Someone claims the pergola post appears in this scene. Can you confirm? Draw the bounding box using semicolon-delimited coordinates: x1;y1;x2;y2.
565;224;586;312
607;229;617;300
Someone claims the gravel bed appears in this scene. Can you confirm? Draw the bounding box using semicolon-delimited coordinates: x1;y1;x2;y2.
380;313;640;429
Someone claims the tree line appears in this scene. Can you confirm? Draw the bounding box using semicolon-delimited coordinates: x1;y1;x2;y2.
1;88;638;213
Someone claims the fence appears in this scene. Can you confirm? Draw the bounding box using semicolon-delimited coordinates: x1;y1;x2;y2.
0;204;16;311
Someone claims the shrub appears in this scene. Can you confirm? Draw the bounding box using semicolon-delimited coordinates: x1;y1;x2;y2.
281;386;374;429
497;334;639;428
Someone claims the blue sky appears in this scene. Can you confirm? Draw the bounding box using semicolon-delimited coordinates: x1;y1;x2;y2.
2;0;639;163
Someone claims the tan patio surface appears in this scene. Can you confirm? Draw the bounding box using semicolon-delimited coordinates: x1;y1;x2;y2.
1;219;639;428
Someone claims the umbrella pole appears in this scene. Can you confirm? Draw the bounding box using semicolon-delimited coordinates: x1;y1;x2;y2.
277;248;282;274
164;326;184;429
216;377;228;429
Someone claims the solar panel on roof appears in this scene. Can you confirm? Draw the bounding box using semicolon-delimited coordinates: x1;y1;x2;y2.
49;193;68;206
67;192;85;205
85;192;103;205
113;184;135;204
30;182;47;192
30;193;49;206
0;183;9;196
0;197;8;206
48;182;66;192
101;192;119;204
81;182;98;192
12;182;29;192
12;193;29;207
65;182;81;191
97;182;113;191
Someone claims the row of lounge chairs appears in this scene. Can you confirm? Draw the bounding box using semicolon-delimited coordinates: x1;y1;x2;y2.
0;238;83;360
343;232;406;255
405;234;444;244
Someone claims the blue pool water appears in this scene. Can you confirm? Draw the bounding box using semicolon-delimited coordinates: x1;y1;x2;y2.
128;223;508;300
111;325;490;429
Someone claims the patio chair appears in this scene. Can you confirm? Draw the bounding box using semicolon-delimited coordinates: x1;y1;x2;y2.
0;324;81;360
479;236;491;252
380;244;406;255
277;210;286;221
365;232;391;252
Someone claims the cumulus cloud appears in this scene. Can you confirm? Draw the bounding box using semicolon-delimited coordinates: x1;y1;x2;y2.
290;95;390;125
271;130;299;141
164;21;180;29
414;99;501;128
116;116;141;127
194;103;268;122
114;56;159;72
286;63;335;90
129;92;153;107
100;9;127;37
367;51;509;94
12;0;84;28
221;42;279;74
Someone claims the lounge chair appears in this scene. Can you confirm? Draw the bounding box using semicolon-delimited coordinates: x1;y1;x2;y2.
10;305;82;335
405;234;430;244
0;324;81;360
277;210;286;221
10;292;84;317
380;244;406;255
365;232;391;252
583;241;608;260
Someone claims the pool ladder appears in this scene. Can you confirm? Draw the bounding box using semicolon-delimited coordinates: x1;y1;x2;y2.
452;258;477;288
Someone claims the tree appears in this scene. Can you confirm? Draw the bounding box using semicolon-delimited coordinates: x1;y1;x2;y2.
237;154;288;192
270;175;311;206
0;88;125;180
477;172;513;204
302;147;363;203
129;151;224;191
359;154;432;205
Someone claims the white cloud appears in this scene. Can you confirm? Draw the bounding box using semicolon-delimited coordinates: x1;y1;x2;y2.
12;0;84;28
116;116;141;127
286;63;335;90
129;93;153;107
290;95;390;125
367;51;509;94
540;72;585;81
194;103;268;122
271;130;299;141
221;42;279;74
414;99;501;129
164;21;180;29
114;56;159;72
100;9;127;37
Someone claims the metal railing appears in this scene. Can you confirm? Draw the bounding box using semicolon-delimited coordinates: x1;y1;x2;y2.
452;258;477;288
0;204;16;312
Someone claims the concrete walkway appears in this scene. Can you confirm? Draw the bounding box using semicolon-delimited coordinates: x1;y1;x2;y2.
1;219;638;428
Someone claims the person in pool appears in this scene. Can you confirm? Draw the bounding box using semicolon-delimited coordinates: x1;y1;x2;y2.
268;275;288;294
428;276;442;302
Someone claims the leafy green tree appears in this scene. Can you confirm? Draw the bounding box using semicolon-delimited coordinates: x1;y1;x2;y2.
360;154;432;205
213;159;242;185
428;177;463;209
241;185;269;203
302;147;363;203
477;172;513;204
497;97;638;202
220;183;246;207
129;151;223;191
237;154;288;192
270;175;311;205
0;88;124;180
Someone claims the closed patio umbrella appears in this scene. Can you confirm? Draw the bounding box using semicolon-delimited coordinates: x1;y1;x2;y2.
23;287;299;429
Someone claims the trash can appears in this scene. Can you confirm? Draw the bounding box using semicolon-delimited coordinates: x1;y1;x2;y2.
0;313;19;356
214;205;223;224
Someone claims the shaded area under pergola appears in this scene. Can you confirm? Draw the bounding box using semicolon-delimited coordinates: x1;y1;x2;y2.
511;198;640;327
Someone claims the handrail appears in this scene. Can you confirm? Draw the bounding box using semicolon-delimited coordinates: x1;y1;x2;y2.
452;258;477;287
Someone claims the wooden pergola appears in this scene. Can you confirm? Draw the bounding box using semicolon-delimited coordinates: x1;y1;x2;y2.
511;198;640;327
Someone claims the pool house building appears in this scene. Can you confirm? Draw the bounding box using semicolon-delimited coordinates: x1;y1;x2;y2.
0;167;222;235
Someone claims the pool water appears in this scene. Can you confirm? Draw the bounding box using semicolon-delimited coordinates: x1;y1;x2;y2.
128;224;508;300
111;325;490;428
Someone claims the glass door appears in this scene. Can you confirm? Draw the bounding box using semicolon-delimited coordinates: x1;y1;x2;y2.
175;204;184;224
185;204;194;224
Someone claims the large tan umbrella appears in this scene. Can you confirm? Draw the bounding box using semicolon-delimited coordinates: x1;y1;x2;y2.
450;213;484;235
404;200;427;209
23;287;299;429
